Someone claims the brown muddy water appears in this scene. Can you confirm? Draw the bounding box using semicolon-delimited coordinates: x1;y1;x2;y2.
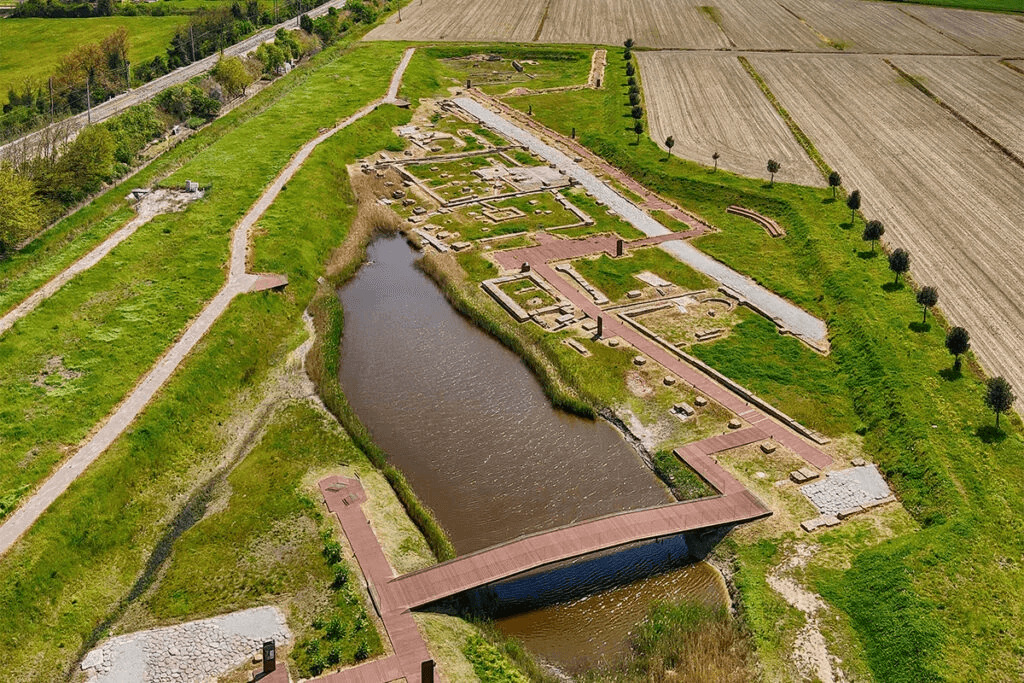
337;237;727;668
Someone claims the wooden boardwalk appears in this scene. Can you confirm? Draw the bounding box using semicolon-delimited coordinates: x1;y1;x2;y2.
317;429;774;678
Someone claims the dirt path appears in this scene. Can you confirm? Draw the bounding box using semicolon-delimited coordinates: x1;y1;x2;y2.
0;190;202;335
0;49;416;559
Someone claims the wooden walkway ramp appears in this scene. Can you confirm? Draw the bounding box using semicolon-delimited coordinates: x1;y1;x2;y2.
386;427;771;610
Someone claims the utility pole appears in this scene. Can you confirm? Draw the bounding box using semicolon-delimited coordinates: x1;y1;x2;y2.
48;77;54;125
125;60;131;90
190;25;196;63
86;74;92;124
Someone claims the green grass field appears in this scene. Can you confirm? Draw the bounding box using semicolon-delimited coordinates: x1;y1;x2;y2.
0;16;186;104
0;39;421;678
0;40;406;521
573;247;714;302
501;46;1024;681
878;0;1023;13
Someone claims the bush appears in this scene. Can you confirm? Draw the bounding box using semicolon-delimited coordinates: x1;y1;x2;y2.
103;103;164;164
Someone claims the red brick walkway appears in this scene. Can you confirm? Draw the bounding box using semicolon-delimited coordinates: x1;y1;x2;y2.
493;234;832;469
317;476;434;683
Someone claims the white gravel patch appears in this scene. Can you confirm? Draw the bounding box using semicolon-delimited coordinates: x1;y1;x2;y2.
453;97;828;345
801;465;892;516
82;606;290;683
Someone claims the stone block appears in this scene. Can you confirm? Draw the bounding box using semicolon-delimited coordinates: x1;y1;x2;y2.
413;207;427;215
727;418;742;429
627;290;642;299
837;506;863;519
673;402;695;417
663;376;676;386
694;396;708;407
800;519;823;533
851;457;866;467
451;241;472;251
822;515;841;527
633;356;647;366
798;467;819;481
607;339;620;347
790;470;808;484
759;441;777;454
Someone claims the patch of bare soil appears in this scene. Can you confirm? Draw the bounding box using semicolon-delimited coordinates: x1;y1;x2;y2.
767;543;848;683
31;355;82;393
625;369;653;397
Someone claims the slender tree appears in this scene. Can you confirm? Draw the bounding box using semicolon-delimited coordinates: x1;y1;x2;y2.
862;219;885;253
624;38;635;49
628;76;637;87
945;326;970;370
634;120;644;144
626;62;635;77
846;189;861;226
629;83;640;96
624;47;632;61
916;286;939;323
828;170;842;198
664;135;675;161
985;376;1016;429
712;151;720;172
631;105;643;120
0;168;42;255
629;91;640;106
888;248;910;285
767;158;781;186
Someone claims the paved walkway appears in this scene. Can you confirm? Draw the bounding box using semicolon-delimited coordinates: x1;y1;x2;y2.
0;49;417;559
454;95;828;346
0;0;352;162
81;606;289;683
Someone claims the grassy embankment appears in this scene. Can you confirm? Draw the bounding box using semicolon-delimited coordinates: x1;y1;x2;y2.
0;40;406;519
415;43;593;96
0;16;186;105
501;45;1024;681
0;40;427;680
878;0;1022;12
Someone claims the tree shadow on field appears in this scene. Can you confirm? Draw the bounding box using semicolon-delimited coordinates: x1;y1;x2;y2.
857;250;877;259
976;424;1007;444
840;221;854;230
882;282;904;293
822;197;837;204
939;366;962;382
909;321;931;333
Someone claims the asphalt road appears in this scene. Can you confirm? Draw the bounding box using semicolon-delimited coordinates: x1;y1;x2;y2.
0;0;349;161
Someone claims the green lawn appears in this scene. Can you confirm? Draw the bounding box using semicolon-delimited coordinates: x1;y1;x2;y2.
444;192;578;240
419;44;593;96
573;247;714;302
0;16;185;104
501;45;1024;681
876;0;1023;12
0;40;407;518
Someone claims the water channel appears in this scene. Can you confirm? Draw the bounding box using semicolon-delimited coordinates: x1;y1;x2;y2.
337;236;728;669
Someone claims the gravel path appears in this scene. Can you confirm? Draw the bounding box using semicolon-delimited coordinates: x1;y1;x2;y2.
0;190;202;336
453;97;828;345
0;0;351;162
0;49;416;558
81;607;289;682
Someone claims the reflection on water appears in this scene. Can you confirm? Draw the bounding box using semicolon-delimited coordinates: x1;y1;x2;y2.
336;236;726;668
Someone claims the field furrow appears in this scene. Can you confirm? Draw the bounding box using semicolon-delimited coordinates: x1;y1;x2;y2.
893;56;1024;160
365;0;546;42
637;52;823;186
751;53;1024;399
536;0;730;49
710;0;825;51
779;0;968;53
902;5;1024;56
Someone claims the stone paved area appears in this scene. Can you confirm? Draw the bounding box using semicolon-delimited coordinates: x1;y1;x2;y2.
81;607;289;683
801;465;892;516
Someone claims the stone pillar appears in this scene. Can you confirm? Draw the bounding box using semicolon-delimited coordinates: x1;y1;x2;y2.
571;126;576;139
597;315;603;338
616;239;624;257
422;660;435;683
521;262;531;273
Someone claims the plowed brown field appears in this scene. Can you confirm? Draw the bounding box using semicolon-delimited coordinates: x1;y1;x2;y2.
751;53;1024;397
902;5;1024;56
893;56;1024;159
637;52;823;186
366;0;545;42
535;0;729;49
